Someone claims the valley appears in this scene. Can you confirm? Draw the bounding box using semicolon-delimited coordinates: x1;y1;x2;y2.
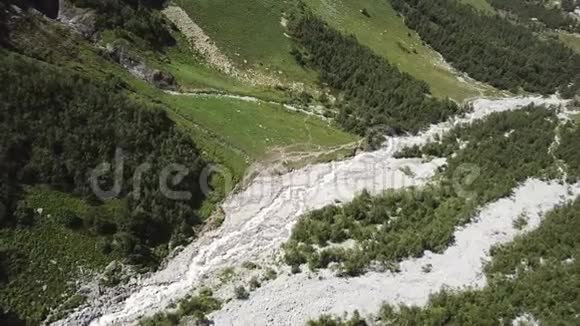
56;96;573;325
1;0;580;325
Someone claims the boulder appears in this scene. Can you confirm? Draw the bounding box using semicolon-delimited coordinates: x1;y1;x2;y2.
57;0;97;39
147;69;177;90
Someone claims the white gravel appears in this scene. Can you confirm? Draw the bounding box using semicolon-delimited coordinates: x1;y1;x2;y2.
54;95;569;326
211;179;580;325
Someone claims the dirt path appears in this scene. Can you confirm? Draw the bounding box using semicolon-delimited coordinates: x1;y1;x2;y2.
164;90;330;121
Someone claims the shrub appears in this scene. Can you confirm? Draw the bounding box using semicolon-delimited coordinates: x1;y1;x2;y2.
234;286;249;300
14;202;35;227
249;276;261;290
262;268;277;281
57;210;83;229
291;265;301;274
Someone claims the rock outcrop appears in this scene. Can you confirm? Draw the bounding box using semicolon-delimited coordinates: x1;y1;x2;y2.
57;0;97;39
106;42;177;90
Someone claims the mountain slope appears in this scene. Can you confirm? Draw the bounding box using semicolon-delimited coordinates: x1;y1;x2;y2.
307;0;494;101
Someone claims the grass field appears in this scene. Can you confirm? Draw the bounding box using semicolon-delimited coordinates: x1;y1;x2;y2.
163;94;358;180
174;0;317;87
307;0;494;102
162;32;289;102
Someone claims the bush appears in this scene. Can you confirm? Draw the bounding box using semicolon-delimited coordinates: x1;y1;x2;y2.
262;268;277;281
179;289;221;319
96;238;113;254
249;276;261;290
241;261;258;270
291;264;301;274
14;202;35;227
142;289;221;325
112;232;137;256
234;286;249;300
57;210;83;229
308;311;367;326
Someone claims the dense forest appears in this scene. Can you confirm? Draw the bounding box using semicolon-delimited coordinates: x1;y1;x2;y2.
390;0;580;96
0;52;207;267
488;0;579;32
71;0;175;49
288;15;460;144
283;106;558;276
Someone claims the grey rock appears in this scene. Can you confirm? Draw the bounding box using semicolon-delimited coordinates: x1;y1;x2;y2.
106;42;177;90
57;0;97;40
148;69;177;90
104;261;120;275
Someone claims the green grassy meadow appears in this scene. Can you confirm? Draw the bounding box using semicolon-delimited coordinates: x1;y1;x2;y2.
174;0;318;86
163;94;358;178
162;32;289;102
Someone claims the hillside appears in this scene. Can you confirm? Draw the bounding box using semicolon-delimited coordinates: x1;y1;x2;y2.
307;0;494;101
0;1;356;323
1;0;580;325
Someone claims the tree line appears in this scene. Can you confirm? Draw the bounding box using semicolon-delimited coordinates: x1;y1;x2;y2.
283;105;558;276
288;14;460;145
390;0;580;96
0;52;207;267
